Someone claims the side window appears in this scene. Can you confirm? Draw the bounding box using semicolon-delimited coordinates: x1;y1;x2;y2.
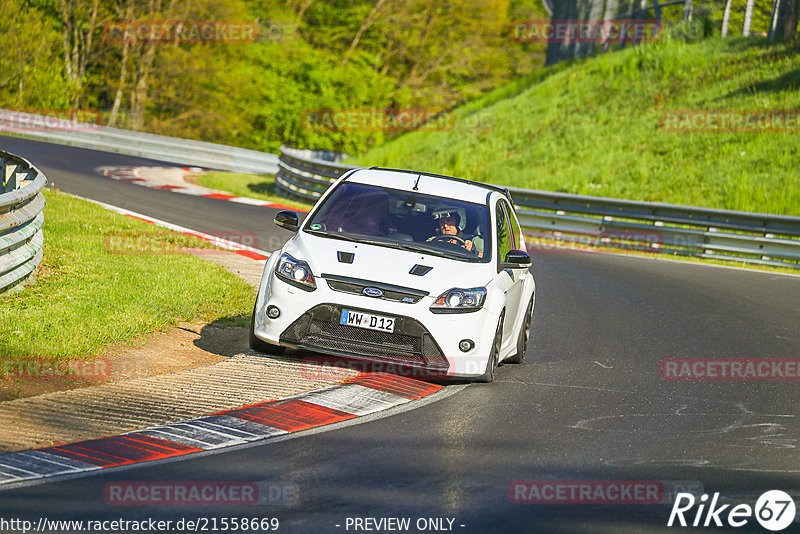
507;201;523;251
496;201;511;264
500;199;519;250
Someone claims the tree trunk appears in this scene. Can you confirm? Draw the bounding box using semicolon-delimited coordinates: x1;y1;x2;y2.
340;0;388;67
602;0;619;52
772;0;800;40
721;0;733;36
587;0;605;55
683;0;693;21
546;0;587;65
58;0;101;111
108;0;134;127
296;0;313;21
107;41;128;127
743;0;756;35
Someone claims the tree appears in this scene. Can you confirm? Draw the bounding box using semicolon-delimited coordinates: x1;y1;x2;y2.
546;0;596;65
340;0;387;67
769;0;800;40
0;0;71;110
721;0;733;35
58;0;108;110
743;0;756;35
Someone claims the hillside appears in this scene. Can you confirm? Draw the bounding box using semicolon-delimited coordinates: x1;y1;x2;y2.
353;36;800;216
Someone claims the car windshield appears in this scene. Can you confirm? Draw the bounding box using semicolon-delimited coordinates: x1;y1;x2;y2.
304;182;491;262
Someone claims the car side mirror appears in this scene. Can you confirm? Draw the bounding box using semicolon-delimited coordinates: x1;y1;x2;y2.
274;210;299;232
500;249;531;270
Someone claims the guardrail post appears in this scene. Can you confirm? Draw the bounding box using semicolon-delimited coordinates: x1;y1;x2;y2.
3;161;18;193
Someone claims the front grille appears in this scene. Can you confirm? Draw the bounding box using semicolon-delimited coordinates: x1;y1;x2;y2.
322;274;428;304
280;304;447;370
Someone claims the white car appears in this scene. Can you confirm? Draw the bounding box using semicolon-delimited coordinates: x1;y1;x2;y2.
249;167;535;382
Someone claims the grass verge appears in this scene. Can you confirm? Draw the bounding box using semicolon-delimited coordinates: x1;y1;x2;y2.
0;189;254;364
352;36;800;216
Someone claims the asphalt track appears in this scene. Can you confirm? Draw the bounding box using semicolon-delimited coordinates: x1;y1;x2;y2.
2;134;800;533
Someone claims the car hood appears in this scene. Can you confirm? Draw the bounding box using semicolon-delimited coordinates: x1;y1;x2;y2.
282;233;490;294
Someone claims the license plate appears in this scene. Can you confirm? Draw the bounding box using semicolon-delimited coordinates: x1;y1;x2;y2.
340;309;395;333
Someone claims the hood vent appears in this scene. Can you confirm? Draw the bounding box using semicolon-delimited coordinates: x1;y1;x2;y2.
337;251;355;264
409;264;432;276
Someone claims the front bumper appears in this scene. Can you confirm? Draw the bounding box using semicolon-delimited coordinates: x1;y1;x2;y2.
253;258;498;378
279;303;448;371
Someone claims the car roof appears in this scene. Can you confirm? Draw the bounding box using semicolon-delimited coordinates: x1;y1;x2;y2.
343;167;510;205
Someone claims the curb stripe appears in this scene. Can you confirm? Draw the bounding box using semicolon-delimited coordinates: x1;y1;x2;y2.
220;399;357;432
302;384;411;416
350;373;444;399
188;415;288;440
137;422;256;450
0;450;97;478
97;165;310;212
42;435;202;467
0;373;443;487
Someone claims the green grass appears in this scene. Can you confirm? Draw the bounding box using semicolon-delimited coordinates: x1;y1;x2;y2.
352;36;800;216
0;190;254;363
195;172;313;211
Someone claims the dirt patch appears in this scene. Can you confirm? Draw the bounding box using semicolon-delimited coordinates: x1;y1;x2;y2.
182;172;203;185
0;321;248;402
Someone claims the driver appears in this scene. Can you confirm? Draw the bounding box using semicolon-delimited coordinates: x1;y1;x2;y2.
427;208;484;257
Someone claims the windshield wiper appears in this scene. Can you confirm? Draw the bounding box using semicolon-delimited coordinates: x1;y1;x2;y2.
305;229;357;242
354;238;405;249
396;243;454;258
398;242;481;262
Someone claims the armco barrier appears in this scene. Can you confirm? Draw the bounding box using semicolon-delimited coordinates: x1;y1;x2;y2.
0;109;278;175
275;146;356;202
275;146;800;269
0;150;47;292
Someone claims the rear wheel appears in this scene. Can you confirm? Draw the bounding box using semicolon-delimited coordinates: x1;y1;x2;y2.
478;316;503;383
507;294;534;364
249;303;285;355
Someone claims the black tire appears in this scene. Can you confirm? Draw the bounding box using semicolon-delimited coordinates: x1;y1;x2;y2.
478;316;503;383
249;303;286;355
506;294;534;364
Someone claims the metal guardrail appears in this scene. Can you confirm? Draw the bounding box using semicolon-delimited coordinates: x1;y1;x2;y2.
0;150;47;292
275;146;356;202
0;109;278;175
275;146;800;269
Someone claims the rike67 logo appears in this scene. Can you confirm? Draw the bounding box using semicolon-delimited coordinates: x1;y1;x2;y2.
668;490;796;531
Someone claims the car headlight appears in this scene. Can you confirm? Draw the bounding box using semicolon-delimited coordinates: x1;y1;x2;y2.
430;287;486;313
274;253;316;291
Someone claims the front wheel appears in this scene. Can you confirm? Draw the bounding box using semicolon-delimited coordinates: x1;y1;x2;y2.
477;316;503;383
249;303;285;355
506;294;534;364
